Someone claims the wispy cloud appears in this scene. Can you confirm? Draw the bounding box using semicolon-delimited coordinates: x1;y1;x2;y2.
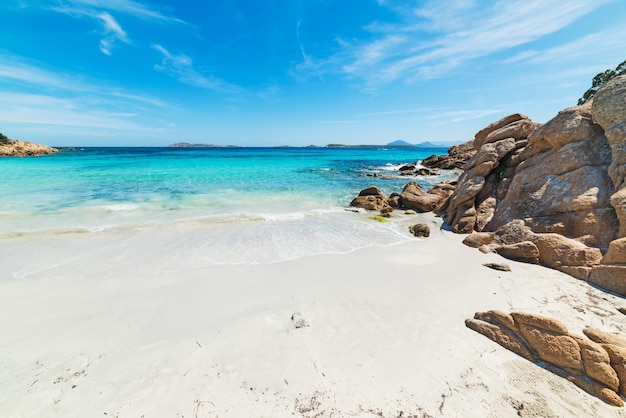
506;23;626;67
49;0;186;55
97;12;129;55
0;60;72;89
355;106;505;124
50;0;185;24
427;108;507;124
0;92;145;131
356;107;444;118
0;54;170;135
152;44;242;94
0;55;164;106
299;0;614;89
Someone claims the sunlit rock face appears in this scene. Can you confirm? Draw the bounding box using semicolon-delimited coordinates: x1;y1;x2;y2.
444;76;626;293
0;139;58;156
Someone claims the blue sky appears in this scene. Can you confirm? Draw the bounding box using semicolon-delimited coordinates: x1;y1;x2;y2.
0;0;624;147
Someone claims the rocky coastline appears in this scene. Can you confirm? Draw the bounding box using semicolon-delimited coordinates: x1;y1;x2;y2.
0;139;58;157
352;74;626;297
350;75;626;406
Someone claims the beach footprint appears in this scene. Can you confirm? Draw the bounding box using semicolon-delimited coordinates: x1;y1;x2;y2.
29;354;90;407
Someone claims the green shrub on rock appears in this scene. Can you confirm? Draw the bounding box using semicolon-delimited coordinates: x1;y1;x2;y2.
578;59;626;105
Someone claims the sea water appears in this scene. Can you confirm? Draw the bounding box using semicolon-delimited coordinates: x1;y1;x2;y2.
0;147;455;280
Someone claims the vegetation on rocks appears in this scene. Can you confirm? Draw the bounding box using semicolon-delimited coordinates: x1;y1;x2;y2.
0;133;58;156
578;58;626;105
0;132;10;145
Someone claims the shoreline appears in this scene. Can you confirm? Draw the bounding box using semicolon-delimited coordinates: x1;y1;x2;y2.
2;218;625;417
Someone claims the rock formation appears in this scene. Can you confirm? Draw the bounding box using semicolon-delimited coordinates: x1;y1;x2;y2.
349;186;389;211
588;76;626;295
463;220;604;280
350;183;448;216
0;139;58;156
399;182;442;212
445;113;541;234
466;311;625;406
348;75;626;295
422;141;476;170
485;104;616;248
444;76;626;294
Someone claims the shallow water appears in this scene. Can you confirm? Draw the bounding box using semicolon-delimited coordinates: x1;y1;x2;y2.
1;147;454;280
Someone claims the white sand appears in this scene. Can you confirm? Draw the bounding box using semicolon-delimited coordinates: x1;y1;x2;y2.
2;214;626;417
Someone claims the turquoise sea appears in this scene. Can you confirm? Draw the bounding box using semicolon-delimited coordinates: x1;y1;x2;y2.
1;147;454;280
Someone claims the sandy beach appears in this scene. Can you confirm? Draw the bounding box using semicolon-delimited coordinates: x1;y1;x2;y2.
1;213;625;418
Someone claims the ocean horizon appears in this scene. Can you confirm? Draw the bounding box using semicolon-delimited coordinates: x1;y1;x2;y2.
1;146;454;281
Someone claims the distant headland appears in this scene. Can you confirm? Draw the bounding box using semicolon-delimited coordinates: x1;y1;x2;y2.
0;132;58;157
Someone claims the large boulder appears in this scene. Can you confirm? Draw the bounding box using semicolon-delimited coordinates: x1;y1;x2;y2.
422;140;476;170
442;81;626;294
473;113;526;150
591;78;626;225
592;75;626;193
531;233;603;270
494;241;539;263
486;104;617;249
466;220;603;278
398;182;442;212
586;75;626;295
350;186;387;210
444;114;539;233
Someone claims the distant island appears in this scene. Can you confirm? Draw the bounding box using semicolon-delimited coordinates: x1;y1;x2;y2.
326;140;452;149
169;142;217;148
168;140;453;149
168;142;242;148
386;140;448;148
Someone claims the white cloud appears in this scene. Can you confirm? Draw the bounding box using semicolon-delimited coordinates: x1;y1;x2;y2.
300;0;615;88
0;54;172;137
50;0;186;24
0;55;164;106
507;24;626;67
0;93;144;130
152;44;242;94
49;0;186;55
428;109;507;124
97;12;129;55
